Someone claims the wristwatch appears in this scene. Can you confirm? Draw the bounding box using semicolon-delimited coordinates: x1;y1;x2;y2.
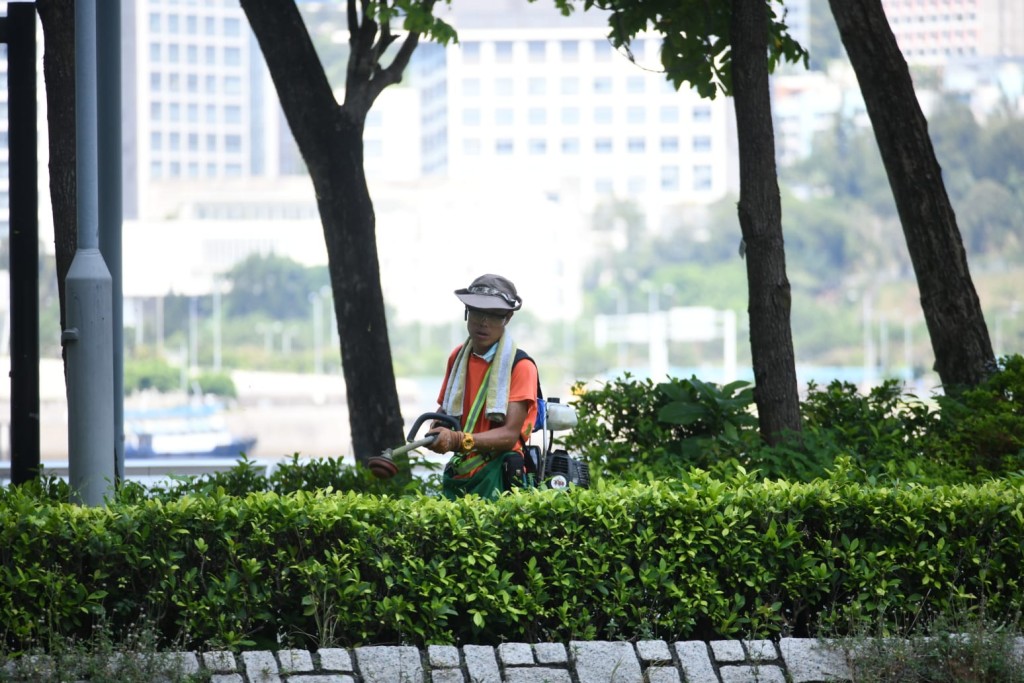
460;433;475;453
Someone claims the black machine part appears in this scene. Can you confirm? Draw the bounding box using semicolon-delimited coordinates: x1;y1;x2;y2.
368;412;461;479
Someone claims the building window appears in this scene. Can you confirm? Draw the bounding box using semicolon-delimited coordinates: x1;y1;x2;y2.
693;105;712;122
628;176;646;195
205;104;216;123
224;17;241;36
225;134;242;154
463;138;481;155
593;76;612;94
225;105;242;124
593;39;612;62
595;178;613;194
495;41;514;63
528;77;546;96
204;16;215;35
528;138;547;154
661;165;680;191
528;40;546;62
561;138;580;154
169;103;181;121
168;44;180;64
594;107;613;125
628;137;645;153
660;106;680;124
626;76;645;94
206;134;217;152
224;76;242;94
627;106;645;124
462;42;481;64
169;132;181;151
528;108;547;125
693;135;712;152
462;108;481;126
693;164;713;190
496;138;514;154
149;12;161;32
150;131;163;151
561;77;579;95
188;133;199;152
187;45;198;64
225;47;241;67
167;14;179;34
561;107;580;125
496;77;514;96
462;78;480;96
186;14;197;35
560;40;579;62
150;72;162;92
187;103;198;123
595;138;613;154
149;42;162;62
187;74;198;93
150;101;162;120
495;108;514;126
205;45;216;66
660;136;679;153
168;73;180;92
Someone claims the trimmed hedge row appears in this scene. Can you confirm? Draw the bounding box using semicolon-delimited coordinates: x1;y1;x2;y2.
1;472;1022;651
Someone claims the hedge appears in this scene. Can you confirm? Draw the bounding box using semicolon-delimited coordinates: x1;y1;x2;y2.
1;472;1022;651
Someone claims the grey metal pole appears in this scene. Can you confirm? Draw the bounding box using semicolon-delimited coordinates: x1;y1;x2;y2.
64;0;116;505
98;0;125;482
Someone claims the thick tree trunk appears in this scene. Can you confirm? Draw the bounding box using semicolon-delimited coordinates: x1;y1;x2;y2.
241;0;405;461
828;0;995;392
36;0;77;334
730;0;802;443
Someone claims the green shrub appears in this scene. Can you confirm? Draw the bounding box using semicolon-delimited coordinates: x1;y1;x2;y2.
563;374;761;480
194;371;238;399
124;357;180;394
2;474;1022;651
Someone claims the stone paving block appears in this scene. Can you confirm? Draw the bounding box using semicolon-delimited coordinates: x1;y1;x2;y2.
463;645;501;683
317;648;353;672
505;666;573;683
636;640;672;663
644;665;681;683
242;650;282;683
744;640;777;662
355;645;422;683
498;642;534;666
289;676;353;683
159;651;200;676
778;638;852;683
1014;637;1024;663
534;642;567;664
428;645;461;669
710;639;745;663
720;664;786;683
431;668;466;683
279;648;315;673
210;675;245;683
674;641;717;683
204;650;238;672
571;641;642;683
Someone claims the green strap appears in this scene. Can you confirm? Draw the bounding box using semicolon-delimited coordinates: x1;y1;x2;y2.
462;363;492;434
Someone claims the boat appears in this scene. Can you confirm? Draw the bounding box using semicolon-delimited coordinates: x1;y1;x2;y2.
124;402;257;458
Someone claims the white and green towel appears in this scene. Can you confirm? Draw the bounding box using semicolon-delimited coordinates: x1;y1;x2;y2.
441;334;518;429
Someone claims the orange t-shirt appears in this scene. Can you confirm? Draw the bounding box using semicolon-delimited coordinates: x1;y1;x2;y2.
436;345;539;450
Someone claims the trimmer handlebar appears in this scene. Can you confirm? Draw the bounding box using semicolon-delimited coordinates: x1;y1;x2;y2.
406;412;460;441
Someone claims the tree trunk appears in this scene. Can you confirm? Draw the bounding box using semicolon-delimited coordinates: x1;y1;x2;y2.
828;0;995;392
240;0;405;461
36;0;77;335
730;0;802;443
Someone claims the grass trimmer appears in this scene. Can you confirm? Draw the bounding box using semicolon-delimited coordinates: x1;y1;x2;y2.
367;412;459;479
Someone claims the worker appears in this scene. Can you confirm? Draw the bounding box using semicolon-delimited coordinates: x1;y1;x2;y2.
427;274;540;499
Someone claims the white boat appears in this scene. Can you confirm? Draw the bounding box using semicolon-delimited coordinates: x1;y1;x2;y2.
124;402;257;458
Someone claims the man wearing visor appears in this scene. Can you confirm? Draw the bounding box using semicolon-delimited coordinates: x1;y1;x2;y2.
428;274;540;499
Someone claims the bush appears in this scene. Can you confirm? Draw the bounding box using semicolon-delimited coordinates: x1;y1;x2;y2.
124;357;180;394
2;473;1023;651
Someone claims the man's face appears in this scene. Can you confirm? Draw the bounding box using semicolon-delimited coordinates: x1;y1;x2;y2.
466;307;510;353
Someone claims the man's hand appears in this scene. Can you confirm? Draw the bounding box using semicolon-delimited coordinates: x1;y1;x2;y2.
427;428;463;453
